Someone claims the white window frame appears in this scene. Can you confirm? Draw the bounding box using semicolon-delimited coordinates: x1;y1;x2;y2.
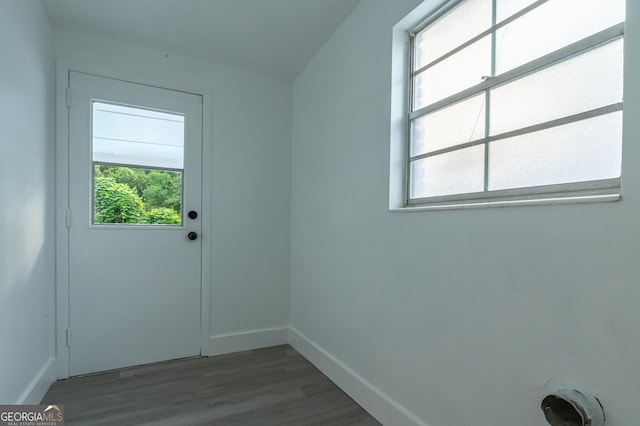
401;0;624;209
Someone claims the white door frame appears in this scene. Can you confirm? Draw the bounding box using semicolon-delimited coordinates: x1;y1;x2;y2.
55;60;212;379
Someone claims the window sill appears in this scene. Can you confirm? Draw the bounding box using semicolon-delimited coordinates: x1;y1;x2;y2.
389;194;621;212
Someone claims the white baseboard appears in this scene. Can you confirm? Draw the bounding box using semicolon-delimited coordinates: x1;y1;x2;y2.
15;329;424;424
207;327;289;356
17;357;56;404
288;328;427;426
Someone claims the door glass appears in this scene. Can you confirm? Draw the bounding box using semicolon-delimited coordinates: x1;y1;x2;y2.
92;102;184;225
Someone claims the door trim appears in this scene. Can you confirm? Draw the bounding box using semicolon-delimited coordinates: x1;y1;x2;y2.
55;60;213;378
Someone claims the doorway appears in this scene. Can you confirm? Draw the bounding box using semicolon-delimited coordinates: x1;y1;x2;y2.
65;71;203;376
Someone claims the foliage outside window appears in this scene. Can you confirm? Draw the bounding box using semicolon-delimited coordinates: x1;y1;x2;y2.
94;165;182;225
407;0;625;207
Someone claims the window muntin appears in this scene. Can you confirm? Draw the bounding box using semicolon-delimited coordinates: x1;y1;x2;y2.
490;39;624;136
413;35;492;109
495;0;537;23
411;94;486;156
411;145;485;198
407;0;625;206
414;0;492;69
494;0;625;74
488;112;623;191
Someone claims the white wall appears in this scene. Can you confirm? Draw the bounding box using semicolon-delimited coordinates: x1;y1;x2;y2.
290;0;640;425
0;0;56;404
53;28;292;356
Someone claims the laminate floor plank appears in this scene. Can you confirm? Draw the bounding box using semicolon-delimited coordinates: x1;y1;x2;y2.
42;345;380;425
287;404;383;426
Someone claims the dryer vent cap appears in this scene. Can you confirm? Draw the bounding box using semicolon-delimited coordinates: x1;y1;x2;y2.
541;388;604;426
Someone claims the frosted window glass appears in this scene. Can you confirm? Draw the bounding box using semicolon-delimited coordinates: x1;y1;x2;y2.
488;112;622;191
491;39;623;135
496;0;537;23
410;146;485;198
495;0;625;74
411;94;486;156
92;102;185;169
414;0;492;69
414;36;491;110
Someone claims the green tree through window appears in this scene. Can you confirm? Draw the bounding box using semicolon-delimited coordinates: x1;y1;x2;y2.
94;165;183;225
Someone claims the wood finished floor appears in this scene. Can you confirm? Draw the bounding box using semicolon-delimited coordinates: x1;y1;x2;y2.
41;345;380;425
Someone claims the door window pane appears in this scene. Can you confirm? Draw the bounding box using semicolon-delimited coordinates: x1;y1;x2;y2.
92;102;185;225
488;112;622;191
93;165;183;225
92;102;185;169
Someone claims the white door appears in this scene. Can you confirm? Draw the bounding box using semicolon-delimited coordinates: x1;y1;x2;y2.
67;72;203;376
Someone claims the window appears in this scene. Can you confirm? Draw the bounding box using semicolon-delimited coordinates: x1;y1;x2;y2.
92;102;185;225
405;0;625;207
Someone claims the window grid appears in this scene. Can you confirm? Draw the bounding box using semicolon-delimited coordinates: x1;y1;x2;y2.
406;0;624;206
485;0;497;191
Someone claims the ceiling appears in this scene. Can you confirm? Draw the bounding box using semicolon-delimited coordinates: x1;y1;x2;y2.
41;0;360;80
